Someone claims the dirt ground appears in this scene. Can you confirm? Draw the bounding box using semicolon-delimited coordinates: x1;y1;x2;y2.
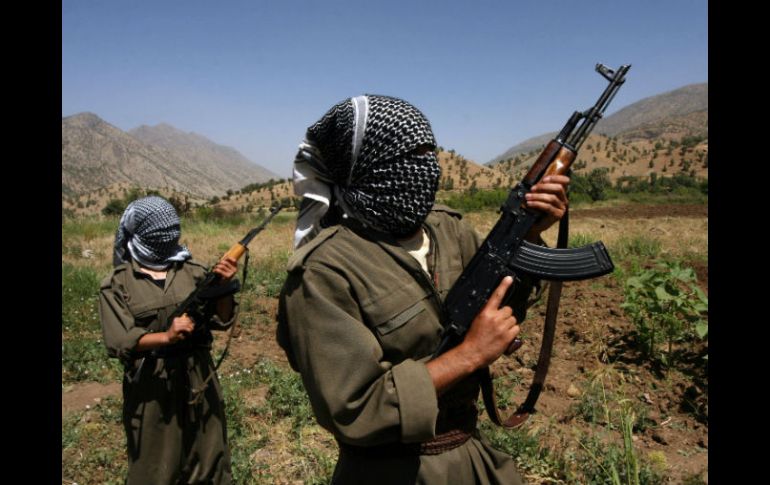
63;203;708;483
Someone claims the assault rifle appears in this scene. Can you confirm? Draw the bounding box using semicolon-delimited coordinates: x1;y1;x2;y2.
129;205;283;383
166;205;283;326
434;63;630;427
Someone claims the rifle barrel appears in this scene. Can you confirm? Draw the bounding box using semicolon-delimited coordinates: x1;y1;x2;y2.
239;206;283;247
568;64;631;150
223;206;284;261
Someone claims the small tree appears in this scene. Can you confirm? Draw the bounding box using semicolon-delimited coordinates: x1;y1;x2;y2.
102;198;126;216
168;195;191;215
586;167;611;201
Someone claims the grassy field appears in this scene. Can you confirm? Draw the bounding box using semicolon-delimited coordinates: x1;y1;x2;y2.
62;199;708;484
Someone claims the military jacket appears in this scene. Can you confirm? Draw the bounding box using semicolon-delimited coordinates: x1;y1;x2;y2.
277;206;533;484
99;258;237;485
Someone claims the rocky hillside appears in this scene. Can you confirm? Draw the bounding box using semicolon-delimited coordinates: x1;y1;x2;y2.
492;132;708;186
596;83;707;137
130;123;275;190
63;82;708;218
488;83;707;165
62;113;277;200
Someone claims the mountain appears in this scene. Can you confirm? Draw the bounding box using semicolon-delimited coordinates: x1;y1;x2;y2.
62;113;277;200
595;83;707;137
213;150;510;214
129;123;277;191
487;83;707;165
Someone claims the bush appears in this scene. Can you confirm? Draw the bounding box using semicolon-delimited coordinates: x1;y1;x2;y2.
621;262;708;365
443;188;509;212
570;168;611;202
101;199;126;216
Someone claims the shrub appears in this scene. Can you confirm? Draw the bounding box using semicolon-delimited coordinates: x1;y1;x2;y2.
621;262;708;365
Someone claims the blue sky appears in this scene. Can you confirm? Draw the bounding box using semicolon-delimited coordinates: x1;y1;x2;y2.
62;0;707;177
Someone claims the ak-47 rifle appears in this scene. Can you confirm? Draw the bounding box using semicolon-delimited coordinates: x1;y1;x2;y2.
434;63;631;427
166;205;284;326
130;205;283;385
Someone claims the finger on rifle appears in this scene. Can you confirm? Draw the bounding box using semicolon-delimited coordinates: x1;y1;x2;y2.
527;198;567;218
541;175;570;186
526;192;564;206
485;276;514;311
219;256;237;267
529;185;568;205
215;258;237;275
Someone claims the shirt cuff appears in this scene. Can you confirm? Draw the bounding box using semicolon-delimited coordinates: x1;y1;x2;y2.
391;359;438;443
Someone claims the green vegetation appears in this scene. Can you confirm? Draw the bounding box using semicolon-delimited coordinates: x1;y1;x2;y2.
239;178;288;194
610;235;662;262
571;168;612;202
62;397;127;485
62;188;707;483
571;374;654;434
442;188;509;212
246;249;292;298
439;173;706;213
569;232;601;249
621;262;708;365
101;187;166;216
62;264;122;383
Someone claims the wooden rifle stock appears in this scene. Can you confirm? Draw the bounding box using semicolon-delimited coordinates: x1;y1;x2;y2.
522;141;575;185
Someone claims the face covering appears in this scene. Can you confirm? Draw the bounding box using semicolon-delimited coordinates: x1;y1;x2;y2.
293;95;440;248
113;196;191;269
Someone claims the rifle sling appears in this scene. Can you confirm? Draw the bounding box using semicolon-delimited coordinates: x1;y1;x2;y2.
481;210;569;428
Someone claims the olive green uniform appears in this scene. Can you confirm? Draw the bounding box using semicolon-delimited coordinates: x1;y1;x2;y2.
99;258;237;485
277;206;531;485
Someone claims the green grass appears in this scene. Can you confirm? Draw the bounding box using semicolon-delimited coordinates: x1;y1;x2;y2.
62;398;127;485
610;235;662;261
252;358;316;434
569;232;602;249
574;431;665;485
220;358;334;484
62;216;119;241
62;263;122;384
479;420;569;481
245;250;291;298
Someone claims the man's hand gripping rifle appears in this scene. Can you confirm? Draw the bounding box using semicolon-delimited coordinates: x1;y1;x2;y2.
435;64;630;358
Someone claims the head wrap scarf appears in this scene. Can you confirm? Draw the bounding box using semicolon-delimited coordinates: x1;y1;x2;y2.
113;196;192;269
293;94;440;248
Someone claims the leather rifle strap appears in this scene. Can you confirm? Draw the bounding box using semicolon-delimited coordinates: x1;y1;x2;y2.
481;209;569;428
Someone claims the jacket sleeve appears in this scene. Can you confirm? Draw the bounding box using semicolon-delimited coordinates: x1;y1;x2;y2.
206;298;239;331
98;275;147;362
278;264;439;446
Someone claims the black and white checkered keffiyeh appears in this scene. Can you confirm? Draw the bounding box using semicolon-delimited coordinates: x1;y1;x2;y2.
293;95;440;248
113;196;191;269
